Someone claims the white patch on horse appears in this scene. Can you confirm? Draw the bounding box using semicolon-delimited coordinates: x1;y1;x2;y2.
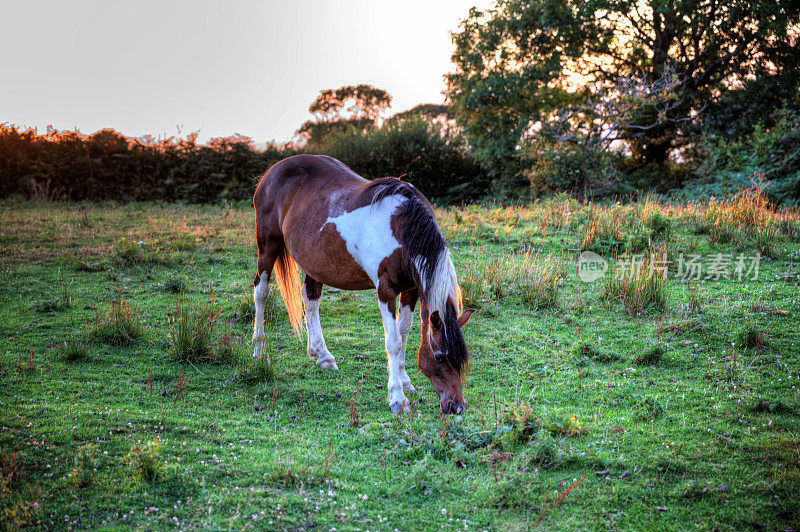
322;195;405;286
396;302;415;391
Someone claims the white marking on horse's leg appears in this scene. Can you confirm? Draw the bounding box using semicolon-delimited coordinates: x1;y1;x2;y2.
396;303;415;392
303;284;338;370
252;275;269;360
379;300;409;413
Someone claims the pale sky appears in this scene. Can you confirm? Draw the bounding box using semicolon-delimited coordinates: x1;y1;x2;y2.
2;0;491;145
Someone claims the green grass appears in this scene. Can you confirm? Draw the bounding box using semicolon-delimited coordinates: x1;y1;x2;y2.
1;198;799;530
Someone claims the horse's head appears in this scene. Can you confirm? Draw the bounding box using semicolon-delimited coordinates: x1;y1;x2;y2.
418;306;475;415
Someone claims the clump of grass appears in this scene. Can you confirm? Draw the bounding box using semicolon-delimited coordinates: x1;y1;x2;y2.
636;397;665;421
580;207;629;254
735;323;766;351
234;284;280;324
163;275;188;294
645;211;674;242
169;296;219;363
572;341;619;364
114;237;143;265
603;248;669;315
501;402;542;444
32;271;72;312
514;251;562;309
60;332;90;362
91;300;143;345
125;440;162;482
633;344;665;366
700;173;782;255
234;350;277;382
69;444;97;488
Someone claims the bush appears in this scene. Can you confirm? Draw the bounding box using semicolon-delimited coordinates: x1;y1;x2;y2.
0;124;300;203
525;140;622;200
318;116;488;203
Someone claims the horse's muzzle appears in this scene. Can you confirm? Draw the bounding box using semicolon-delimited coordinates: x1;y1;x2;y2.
440;396;464;415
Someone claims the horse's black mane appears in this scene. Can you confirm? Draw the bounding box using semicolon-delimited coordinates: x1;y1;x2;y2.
361;177;469;372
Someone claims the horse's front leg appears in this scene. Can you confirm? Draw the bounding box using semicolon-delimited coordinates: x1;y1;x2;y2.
397;288;419;392
303;276;338;369
377;285;409;413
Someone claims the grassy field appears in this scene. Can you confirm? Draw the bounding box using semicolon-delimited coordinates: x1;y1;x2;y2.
1;189;800;530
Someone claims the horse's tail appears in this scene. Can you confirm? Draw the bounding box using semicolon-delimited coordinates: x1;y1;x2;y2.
274;248;305;335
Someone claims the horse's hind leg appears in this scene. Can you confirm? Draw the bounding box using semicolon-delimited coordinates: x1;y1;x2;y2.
397;288;419;392
252;240;279;359
303;276;338;369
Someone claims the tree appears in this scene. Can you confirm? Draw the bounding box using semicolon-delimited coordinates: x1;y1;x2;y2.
446;0;800;187
296;84;392;147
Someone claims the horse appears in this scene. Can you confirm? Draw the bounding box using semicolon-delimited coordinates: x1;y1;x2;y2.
251;154;474;414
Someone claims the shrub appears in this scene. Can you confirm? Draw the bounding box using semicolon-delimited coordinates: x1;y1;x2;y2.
125;440;162;482
524;139;622;200
91;300;143;345
318;116;488;203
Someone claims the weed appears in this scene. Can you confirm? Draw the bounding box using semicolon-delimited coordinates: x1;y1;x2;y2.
633;344;665;366
114;237;143;265
91;300;143;345
645;211;674;242
0;452;24;494
125;440;162;482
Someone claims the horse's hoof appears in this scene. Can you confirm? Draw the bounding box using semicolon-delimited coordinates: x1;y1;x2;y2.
390;400;410;414
317;358;338;370
402;381;416;392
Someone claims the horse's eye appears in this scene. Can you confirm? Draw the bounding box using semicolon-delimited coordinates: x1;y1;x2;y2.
434;353;445;363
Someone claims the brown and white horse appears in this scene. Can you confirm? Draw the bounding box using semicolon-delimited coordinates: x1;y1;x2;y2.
251;154;474;414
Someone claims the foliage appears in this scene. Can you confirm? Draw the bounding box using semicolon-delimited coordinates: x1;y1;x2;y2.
446;0;800;185
317;116;488;202
297;84;391;148
0;124;299;202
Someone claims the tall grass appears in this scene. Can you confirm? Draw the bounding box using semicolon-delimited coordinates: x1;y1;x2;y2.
603;247;669;315
169;296;219;363
91;300;143;345
458;249;563;309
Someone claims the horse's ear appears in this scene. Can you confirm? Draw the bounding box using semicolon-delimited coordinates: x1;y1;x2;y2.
430;310;443;331
457;309;475;328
